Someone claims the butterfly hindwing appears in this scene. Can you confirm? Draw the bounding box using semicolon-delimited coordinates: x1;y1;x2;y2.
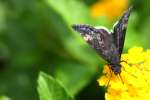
72;24;120;63
112;6;133;56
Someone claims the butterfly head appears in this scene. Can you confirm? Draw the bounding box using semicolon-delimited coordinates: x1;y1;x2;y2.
111;64;121;75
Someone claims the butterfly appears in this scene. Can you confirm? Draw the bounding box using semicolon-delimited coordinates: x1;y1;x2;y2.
72;6;133;75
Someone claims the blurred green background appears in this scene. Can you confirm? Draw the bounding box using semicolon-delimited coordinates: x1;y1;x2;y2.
0;0;149;100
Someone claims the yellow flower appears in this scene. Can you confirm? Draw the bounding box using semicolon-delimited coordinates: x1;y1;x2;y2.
90;0;128;20
97;46;150;100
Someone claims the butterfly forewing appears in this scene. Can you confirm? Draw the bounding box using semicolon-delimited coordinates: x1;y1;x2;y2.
72;24;120;63
71;6;132;75
112;6;133;56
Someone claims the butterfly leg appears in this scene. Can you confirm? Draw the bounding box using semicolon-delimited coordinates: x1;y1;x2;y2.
120;60;128;64
108;64;124;84
117;74;124;84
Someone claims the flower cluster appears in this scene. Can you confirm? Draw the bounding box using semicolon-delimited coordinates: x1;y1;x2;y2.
98;46;150;100
90;0;128;20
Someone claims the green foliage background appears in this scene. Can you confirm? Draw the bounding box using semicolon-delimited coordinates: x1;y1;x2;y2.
0;0;149;100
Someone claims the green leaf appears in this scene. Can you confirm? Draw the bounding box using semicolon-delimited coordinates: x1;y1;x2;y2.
42;0;99;64
37;0;101;95
45;0;91;24
0;96;11;100
37;72;74;100
125;12;141;49
55;61;98;95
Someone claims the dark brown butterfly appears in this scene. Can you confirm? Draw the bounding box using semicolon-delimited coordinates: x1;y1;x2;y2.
72;6;132;75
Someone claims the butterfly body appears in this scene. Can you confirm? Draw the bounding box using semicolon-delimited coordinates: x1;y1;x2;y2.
72;6;132;75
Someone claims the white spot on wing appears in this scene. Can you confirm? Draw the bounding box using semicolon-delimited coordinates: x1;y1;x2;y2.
94;26;111;34
83;34;93;41
110;21;118;33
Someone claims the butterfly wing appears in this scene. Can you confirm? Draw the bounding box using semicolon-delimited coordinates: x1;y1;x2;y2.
112;6;133;56
72;24;120;63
